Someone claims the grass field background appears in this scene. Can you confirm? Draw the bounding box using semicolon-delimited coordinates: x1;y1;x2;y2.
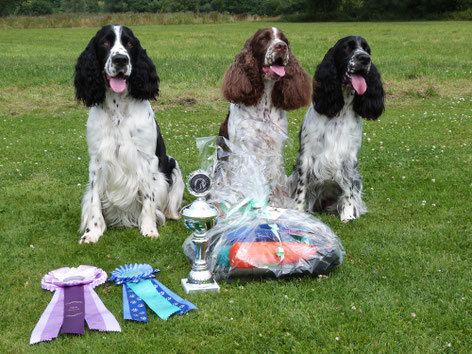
0;21;471;352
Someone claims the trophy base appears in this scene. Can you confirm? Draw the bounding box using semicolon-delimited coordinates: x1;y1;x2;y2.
181;278;220;294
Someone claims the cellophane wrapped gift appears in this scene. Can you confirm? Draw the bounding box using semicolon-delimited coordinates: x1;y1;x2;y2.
183;137;345;281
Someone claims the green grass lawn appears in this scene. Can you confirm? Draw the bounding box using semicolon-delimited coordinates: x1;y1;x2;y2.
0;21;471;352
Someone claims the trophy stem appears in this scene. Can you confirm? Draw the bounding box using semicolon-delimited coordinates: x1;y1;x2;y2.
188;231;213;284
181;230;220;293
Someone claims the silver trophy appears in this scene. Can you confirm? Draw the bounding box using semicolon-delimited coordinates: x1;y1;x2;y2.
181;170;220;294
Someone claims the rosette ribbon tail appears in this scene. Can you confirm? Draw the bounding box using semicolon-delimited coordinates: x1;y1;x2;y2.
84;284;121;332
60;285;85;334
123;283;149;322
150;279;197;315
30;288;65;344
127;280;181;320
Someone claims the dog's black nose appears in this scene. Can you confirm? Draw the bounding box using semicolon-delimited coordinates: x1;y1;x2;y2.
112;54;129;67
356;53;371;65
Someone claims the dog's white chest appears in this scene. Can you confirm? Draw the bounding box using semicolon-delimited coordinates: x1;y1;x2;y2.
228;82;288;154
302;104;363;178
87;95;157;164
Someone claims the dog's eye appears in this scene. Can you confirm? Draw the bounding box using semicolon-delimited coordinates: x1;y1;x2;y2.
127;42;133;48
103;41;110;47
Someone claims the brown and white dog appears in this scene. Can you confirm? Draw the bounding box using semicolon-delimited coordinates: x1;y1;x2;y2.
217;27;311;205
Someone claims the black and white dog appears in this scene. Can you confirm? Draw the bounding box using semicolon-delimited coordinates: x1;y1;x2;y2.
292;36;384;222
74;24;184;243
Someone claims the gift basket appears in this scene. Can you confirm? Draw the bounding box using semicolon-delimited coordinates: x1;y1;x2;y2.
183;137;345;281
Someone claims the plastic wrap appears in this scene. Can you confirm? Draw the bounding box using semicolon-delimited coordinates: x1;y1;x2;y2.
183;137;344;281
207;136;292;208
183;206;344;280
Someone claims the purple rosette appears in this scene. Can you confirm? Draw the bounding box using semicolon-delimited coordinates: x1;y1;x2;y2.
41;265;107;291
30;265;121;345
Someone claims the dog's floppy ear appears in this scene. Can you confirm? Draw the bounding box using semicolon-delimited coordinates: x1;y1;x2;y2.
353;63;385;120
221;36;264;106
74;36;106;107
272;53;312;111
128;39;160;101
313;48;344;118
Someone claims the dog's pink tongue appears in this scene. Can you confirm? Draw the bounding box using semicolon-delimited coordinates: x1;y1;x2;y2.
108;76;127;93
270;65;285;77
351;74;367;95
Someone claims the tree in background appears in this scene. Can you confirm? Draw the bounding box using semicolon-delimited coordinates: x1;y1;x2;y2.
0;0;23;16
61;0;86;13
104;0;126;13
16;0;53;15
306;0;342;13
85;0;100;13
1;0;471;18
362;0;467;19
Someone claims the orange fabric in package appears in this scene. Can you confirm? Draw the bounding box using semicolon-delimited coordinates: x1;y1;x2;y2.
229;242;319;269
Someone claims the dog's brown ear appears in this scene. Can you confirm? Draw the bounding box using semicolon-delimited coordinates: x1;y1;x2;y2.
272;54;312;111
222;36;264;106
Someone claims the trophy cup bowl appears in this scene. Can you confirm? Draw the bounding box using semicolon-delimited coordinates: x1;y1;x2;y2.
181;170;220;294
181;199;219;236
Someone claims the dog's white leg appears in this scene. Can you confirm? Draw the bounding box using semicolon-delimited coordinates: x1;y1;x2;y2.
139;191;160;238
80;161;106;244
164;160;184;220
337;168;366;223
139;158;163;239
293;155;309;212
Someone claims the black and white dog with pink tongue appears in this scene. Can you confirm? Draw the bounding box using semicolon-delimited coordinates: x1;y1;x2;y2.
292;36;384;222
74;24;184;243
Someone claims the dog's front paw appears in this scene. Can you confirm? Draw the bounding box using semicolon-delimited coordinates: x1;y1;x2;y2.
79;228;103;244
165;211;181;220
140;219;159;239
339;199;359;223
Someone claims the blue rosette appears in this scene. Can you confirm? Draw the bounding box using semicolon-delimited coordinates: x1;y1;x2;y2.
109;264;159;285
110;264;196;322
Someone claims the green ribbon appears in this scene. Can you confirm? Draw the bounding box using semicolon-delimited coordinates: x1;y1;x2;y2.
127;280;180;320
